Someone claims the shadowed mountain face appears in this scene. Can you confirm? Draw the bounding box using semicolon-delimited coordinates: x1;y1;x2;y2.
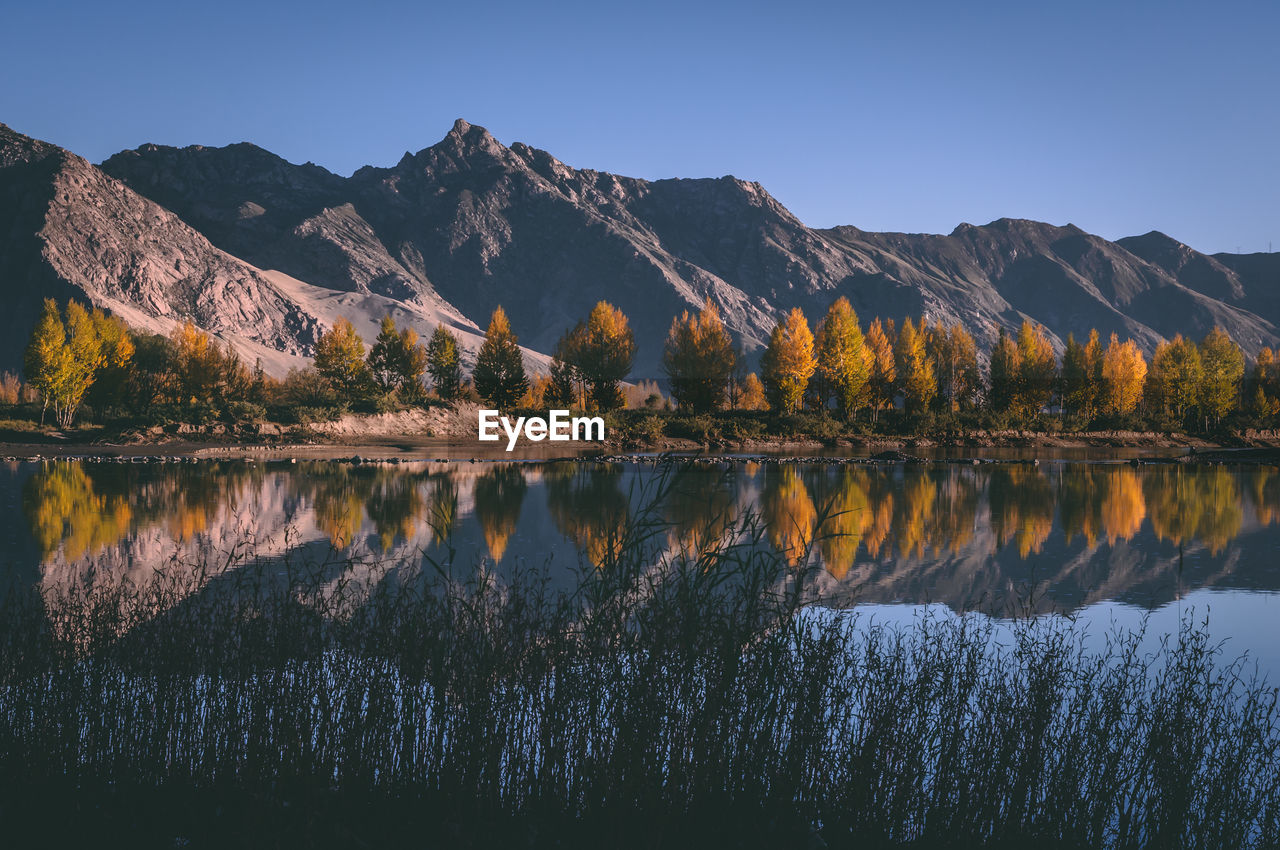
3;118;1279;377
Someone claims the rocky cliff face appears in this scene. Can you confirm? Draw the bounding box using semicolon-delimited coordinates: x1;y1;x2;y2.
0;123;322;372
3;118;1278;379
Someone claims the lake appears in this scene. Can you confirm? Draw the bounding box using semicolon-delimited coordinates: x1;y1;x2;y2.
6;453;1280;846
6;454;1280;676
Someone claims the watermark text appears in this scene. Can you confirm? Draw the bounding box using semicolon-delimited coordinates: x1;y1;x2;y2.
478;409;605;451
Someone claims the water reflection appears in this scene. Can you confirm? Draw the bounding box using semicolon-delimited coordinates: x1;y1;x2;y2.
547;464;629;568
13;458;1280;614
474;465;526;561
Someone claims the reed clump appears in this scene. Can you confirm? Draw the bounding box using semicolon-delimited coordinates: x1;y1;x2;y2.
0;496;1278;849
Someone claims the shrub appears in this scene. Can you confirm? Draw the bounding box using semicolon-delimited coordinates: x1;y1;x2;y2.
634;414;666;444
726;416;766;442
670;413;722;443
225;401;267;423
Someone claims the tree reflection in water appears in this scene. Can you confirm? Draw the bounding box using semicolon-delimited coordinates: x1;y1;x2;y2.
805;466;869;580
473;465;527;562
23;463;133;561
309;464;370;549
427;475;458;543
663;465;737;559
1143;466;1242;555
16;457;1280;613
761;465;817;567
365;469;429;551
987;465;1055;557
547;464;630;568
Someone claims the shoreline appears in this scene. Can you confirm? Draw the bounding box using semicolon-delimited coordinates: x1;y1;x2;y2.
3;430;1280;465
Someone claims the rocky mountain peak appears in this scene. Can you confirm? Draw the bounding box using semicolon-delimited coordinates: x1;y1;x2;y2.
389;118;509;175
0;122;62;168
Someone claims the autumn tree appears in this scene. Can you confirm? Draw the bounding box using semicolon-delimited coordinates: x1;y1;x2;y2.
473;306;529;410
1147;335;1203;420
24;299;68;425
546;325;586;408
368;316;403;394
23;299;122;428
988;327;1020;416
761;307;817;414
1248;348;1280;420
171;322;250;407
662;298;735;413
579;301;636;410
368;315;427;398
1199;326;1244;424
864;318;896;420
1099;334;1147;416
927;322;979;412
894;317;935;414
1060;332;1094;422
425;324;463;400
315;317;373;399
171;322;216;403
88;309;135;407
739;372;768;411
814;297;870;418
1015;320;1056;419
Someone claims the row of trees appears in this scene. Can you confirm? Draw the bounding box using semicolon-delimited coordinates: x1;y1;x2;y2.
19;297;603;425
662;297;1254;430
16;294;1267;430
661;297;978;418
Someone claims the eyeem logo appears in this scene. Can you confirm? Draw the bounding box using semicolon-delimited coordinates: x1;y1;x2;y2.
478;409;606;451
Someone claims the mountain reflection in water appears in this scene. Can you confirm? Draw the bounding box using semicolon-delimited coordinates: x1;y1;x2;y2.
7;458;1280;616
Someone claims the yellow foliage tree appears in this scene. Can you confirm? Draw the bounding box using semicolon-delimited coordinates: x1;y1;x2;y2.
739;372;768;411
815;297;870;418
864;318;896;420
760;307;817;414
580;301;636;410
314;317;373;399
987;327;1020;414
1099;334;1147;416
1015;320;1056;419
1199;326;1244;423
1147;334;1202;418
23;299;109;428
662;298;736;412
894;317;935;414
927;322;980;412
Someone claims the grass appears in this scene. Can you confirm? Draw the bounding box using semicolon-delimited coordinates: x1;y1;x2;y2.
0;475;1278;848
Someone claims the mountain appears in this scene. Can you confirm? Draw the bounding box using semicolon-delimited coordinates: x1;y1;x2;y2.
0;123;326;374
3;118;1279;379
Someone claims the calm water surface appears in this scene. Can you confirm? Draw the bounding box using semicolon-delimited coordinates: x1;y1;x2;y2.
5;456;1280;675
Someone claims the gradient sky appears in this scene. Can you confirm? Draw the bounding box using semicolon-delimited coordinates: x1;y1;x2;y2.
1;0;1276;254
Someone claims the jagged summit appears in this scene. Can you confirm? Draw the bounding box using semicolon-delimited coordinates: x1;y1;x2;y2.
0;122;62;167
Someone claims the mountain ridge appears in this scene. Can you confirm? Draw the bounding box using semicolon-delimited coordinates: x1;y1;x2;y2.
1;118;1277;379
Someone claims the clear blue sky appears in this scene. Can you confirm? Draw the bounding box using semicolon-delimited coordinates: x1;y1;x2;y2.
2;0;1276;254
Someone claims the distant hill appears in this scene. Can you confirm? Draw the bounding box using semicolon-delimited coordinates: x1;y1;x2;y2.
1;118;1276;378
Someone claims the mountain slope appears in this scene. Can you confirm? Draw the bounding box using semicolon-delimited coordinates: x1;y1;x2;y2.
0;122;324;372
4;118;1277;382
101;120;1280;375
